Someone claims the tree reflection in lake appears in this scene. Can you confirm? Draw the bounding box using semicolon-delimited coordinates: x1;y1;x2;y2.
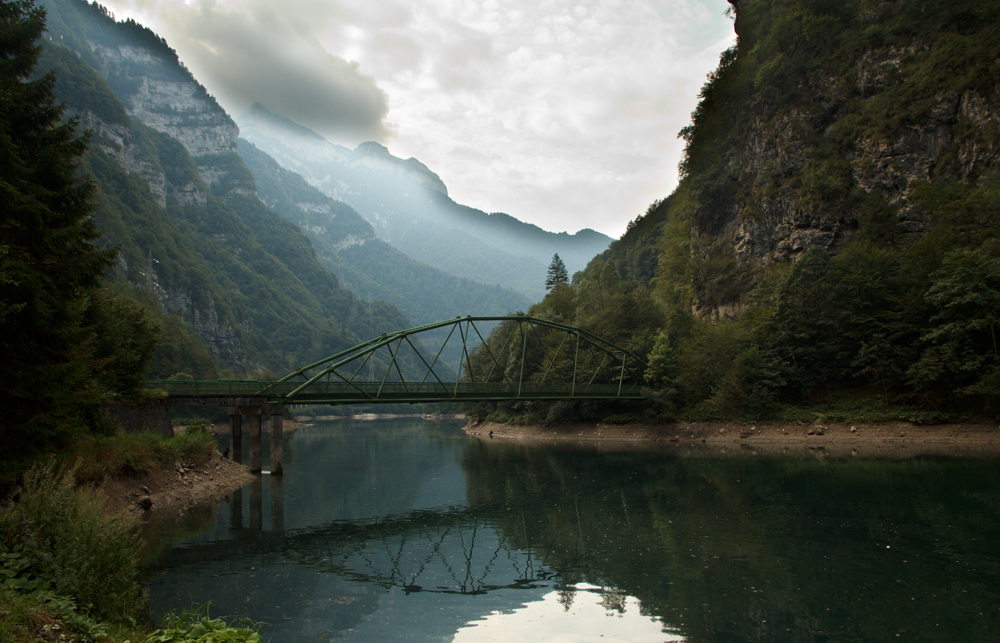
465;439;1000;641
145;420;1000;642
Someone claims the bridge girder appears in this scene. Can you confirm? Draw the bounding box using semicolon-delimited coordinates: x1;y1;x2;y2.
277;316;647;405
150;316;648;405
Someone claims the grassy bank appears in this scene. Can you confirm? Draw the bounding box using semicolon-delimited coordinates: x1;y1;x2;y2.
0;430;261;643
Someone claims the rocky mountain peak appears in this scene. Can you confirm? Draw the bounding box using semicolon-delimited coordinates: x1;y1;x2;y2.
355;141;391;158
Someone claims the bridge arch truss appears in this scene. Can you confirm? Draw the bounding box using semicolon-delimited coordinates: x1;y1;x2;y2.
271;316;647;405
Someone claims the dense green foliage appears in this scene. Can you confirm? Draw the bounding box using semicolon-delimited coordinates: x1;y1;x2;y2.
466;262;665;425
544;253;569;291
141;609;261;643
0;0;160;459
0;463;145;627
507;188;999;423
0;443;257;643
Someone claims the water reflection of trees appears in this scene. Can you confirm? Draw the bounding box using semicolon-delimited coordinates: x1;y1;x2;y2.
462;441;1000;642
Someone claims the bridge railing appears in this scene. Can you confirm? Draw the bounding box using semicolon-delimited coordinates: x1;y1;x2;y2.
149;380;646;402
268;381;645;402
148;380;271;397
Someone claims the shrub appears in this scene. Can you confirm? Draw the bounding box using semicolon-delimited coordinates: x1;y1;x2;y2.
0;462;145;625
143;607;261;643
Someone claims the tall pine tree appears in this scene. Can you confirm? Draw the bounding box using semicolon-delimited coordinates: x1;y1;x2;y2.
0;0;117;453
545;253;569;291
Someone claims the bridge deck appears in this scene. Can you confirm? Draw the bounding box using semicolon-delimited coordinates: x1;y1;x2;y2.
150;380;645;405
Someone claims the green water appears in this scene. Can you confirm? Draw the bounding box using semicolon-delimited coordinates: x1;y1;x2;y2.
145;419;1000;642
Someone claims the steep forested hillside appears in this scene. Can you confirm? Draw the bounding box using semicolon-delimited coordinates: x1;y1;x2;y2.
473;0;1000;424
35;0;416;377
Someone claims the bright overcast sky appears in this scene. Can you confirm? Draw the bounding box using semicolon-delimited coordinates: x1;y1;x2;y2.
99;0;736;237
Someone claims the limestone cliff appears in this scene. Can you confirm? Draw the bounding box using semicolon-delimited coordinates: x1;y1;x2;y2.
40;0;253;201
720;51;998;266
603;0;1000;315
81;112;248;366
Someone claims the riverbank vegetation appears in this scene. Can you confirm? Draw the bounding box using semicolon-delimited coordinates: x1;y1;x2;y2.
0;461;260;643
470;183;999;427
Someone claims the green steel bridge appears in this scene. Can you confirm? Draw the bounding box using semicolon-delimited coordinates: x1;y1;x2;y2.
150;316;647;474
150;316;648;406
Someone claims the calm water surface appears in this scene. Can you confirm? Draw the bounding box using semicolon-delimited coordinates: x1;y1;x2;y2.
144;419;1000;642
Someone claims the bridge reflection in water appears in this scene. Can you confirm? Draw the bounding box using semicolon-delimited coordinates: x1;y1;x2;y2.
146;418;688;641
153;486;554;598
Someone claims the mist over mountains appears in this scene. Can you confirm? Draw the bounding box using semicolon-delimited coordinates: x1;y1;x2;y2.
237;138;530;327
239;103;613;300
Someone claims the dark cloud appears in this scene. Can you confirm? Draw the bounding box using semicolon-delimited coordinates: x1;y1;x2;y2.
159;0;393;144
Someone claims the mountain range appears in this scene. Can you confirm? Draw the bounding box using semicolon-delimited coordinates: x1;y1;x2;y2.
33;0;610;377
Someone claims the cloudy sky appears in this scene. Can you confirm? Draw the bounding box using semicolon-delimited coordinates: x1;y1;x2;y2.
101;0;735;237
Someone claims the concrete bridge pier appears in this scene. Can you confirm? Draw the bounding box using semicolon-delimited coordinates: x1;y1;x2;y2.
228;408;243;464
243;406;263;474
270;475;284;533
228;405;283;475
268;405;284;475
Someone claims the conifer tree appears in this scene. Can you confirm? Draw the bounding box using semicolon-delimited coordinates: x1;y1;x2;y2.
0;0;117;452
545;253;569;291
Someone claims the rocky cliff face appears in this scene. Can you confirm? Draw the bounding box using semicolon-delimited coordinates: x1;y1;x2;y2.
719;67;999;267
90;44;237;156
79;112;168;207
133;243;244;365
88;42;255;200
72;105;247;366
596;0;999;320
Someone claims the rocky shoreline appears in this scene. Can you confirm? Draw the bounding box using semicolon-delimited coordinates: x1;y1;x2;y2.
100;419;310;518
464;420;1000;458
101;451;256;519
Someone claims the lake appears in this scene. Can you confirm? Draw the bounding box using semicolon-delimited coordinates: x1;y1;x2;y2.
144;418;1000;642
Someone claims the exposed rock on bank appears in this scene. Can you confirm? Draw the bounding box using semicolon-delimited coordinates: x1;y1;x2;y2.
103;451;255;518
465;421;1000;458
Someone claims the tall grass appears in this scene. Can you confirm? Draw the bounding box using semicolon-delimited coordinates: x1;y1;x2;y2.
65;425;217;483
0;462;146;625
